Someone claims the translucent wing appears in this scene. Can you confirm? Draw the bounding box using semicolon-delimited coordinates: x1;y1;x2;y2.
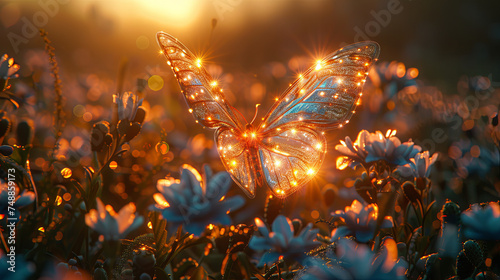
157;32;244;130
216;128;260;198
257;42;380;197
260;42;380;132
257;126;326;198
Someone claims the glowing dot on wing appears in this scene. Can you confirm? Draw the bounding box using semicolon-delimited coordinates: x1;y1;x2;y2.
315;60;322;70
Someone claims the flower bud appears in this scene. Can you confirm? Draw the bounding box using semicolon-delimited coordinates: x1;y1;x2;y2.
16;119;34;146
93;267;108;280
463;240;484;268
456;251;475;279
0;116;11;139
133;107;146;124
91;121;110;152
442;200;461;226
133;249;155;278
0;145;13;156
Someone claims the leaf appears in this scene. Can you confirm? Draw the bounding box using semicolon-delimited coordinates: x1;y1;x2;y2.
149;211;169;267
237;251;255;280
253;274;266;280
221;242;246;280
10;145;31;168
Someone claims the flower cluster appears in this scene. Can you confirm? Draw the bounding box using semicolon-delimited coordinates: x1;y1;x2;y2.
151;164;244;236
249;215;320;266
336;130;421;169
298;238;408;280
397;150;438;178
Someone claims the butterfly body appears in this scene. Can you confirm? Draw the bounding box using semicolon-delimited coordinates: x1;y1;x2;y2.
157;32;379;199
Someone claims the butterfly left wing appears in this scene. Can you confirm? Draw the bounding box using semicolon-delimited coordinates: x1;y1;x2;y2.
257;42;380;198
157;32;244;130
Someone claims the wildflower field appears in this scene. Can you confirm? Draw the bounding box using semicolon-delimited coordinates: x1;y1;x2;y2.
0;1;500;279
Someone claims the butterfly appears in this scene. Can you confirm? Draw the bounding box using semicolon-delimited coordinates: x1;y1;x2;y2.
157;31;379;199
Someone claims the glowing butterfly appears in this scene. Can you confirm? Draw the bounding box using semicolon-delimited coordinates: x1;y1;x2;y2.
157;31;379;198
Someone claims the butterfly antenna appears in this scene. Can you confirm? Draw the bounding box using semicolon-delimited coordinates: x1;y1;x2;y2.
250;104;261;125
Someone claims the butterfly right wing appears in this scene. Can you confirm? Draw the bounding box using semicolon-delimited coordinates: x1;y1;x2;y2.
256;42;380;198
256;126;327;198
157;32;244;130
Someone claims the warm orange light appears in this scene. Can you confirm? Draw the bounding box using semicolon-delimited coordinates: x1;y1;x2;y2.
336;157;349;170
408;67;419;79
315;60;322;70
255;218;265;228
109;161;118;170
55;196;63;206
61;168;72;179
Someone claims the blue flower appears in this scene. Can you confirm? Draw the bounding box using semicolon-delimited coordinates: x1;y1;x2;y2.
330;200;393;243
0;180;35;221
336;130;421;169
151;164;244;236
335;130;372;169
249;215;320;266
298;238;407;280
461;202;500;240
397;151;438;178
364;131;421;166
85;198;143;240
113;91;143;121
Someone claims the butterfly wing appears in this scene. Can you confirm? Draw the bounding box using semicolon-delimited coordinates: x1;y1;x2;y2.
258;42;380;198
261;42;380;132
257;126;327;198
157;32;244;130
216;127;260;198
